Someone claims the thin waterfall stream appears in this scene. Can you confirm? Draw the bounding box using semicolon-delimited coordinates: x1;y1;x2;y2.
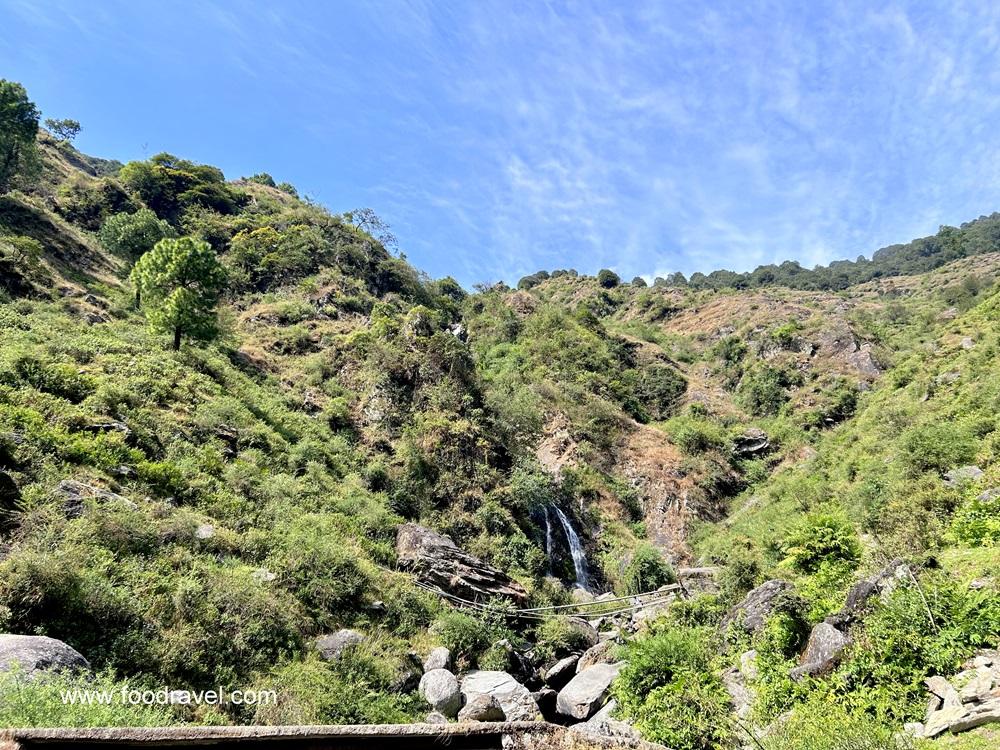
551;505;590;591
544;506;555;576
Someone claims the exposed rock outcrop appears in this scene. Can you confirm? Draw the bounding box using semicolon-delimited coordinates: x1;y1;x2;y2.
910;650;1000;738
396;523;528;604
54;479;136;519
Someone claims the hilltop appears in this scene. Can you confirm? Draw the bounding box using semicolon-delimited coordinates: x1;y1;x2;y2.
0;89;998;749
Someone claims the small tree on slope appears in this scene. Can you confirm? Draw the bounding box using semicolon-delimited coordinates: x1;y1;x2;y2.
130;237;227;350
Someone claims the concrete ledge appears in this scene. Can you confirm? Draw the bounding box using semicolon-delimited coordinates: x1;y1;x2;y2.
0;722;665;750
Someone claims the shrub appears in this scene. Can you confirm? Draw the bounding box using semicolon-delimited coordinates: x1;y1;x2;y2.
621;543;675;595
760;698;910;750
597;269;620;288
534;616;596;663
950;488;1000;545
431;611;494;669
718;545;763;604
98;208;174;259
635;364;687;421
780;512;860;574
613;624;733;750
664;414;726;453
738;365;792;416
899;422;977;476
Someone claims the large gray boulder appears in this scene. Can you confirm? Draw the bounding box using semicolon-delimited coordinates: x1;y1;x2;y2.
944;466;984;488
790;622;851;681
721;579;797;636
314;629;365;661
419;668;461;718
0;634;90;675
396;524;528;603
556;662;624;720
460;670;539;722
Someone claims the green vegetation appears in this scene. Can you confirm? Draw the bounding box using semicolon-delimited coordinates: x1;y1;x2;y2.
0;80;998;747
0;79;40;192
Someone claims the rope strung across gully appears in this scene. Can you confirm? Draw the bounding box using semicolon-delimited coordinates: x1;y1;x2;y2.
410;579;685;621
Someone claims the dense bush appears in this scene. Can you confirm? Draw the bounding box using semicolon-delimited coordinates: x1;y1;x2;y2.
780;512;860;574
597;269;620;288
900;422;977;476
98;208;173;259
613;623;733;750
621;543;675;595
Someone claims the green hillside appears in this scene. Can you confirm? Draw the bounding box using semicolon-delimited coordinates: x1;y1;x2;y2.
1;81;998;748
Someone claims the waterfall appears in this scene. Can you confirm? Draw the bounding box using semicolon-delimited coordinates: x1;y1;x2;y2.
544;506;555;576
551;505;590;591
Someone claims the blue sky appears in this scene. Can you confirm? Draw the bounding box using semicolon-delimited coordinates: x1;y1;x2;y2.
2;1;1000;287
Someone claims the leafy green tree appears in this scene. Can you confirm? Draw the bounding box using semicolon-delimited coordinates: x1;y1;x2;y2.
0;80;40;193
98;208;174;259
44;118;81;143
130;237;227;350
597;268;620;288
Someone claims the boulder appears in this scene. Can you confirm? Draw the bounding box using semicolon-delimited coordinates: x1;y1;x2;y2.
956;667;994;702
924;704;969;738
533;687;558;720
396;524;528;603
740;650;759;681
457;693;505;722
460;670;539;722
677;566;720;595
790;622;850;681
564;617;600;649
944;466;984;488
314;629;365;661
0;634;90;675
556;662;624;720
54;480;136;519
925;675;963;708
572;699;641;742
950;699;1000;733
81;420;132;440
577;640;615;673
543;655;579;690
721;579;797;636
424;646;451;672
419;669;461;718
424;711;448;725
733;428;771;457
